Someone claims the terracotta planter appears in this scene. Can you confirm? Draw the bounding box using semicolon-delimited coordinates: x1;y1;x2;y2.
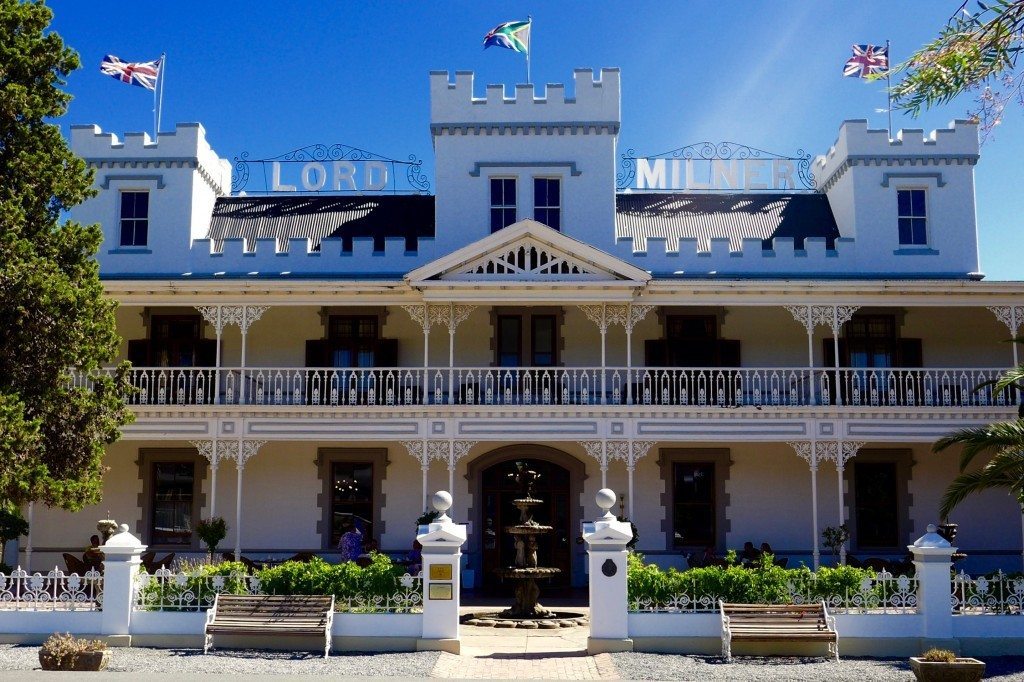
909;657;985;682
39;649;110;671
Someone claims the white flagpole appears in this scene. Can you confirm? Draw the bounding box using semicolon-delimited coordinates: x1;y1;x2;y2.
155;53;166;139
526;16;532;85
885;40;893;140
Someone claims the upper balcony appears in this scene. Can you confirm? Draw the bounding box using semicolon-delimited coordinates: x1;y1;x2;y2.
73;365;1018;410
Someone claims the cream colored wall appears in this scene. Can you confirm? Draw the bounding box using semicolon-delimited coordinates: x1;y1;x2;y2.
902;308;1010;367
114;306;147;362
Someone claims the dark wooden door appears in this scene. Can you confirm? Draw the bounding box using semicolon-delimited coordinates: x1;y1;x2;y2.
480;458;572;593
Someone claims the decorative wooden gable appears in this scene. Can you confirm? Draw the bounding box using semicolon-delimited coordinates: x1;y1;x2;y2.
406;219;651;285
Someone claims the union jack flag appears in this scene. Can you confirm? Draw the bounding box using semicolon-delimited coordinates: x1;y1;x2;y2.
844;44;888;78
100;54;161;91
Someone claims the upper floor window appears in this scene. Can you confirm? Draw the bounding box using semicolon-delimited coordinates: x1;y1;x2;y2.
496;312;559;367
897;189;927;245
490;178;517;232
533;178;561;230
119;191;149;247
328;315;379;367
845;314;896;368
151;315;202;367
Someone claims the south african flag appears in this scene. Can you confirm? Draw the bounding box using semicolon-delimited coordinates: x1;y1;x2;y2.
483;19;531;54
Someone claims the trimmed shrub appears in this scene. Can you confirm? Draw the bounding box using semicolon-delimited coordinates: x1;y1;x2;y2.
257;553;412;610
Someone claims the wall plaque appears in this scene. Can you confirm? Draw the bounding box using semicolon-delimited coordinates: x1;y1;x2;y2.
428;583;453;601
429;563;453;581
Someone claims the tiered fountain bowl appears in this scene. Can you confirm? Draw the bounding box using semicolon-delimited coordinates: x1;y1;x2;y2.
463;462;587;629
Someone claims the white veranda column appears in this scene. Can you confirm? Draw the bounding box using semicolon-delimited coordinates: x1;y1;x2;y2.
402;304;434;405
197;306;226;404
988;305;1023;369
787;440;821;569
827;439;865;565
579;304;610;404
190;439;220;517
784;305;816;404
439;304;475;405
578;440;607;488
400;440;429;511
225;439;265;561
222;306;269;405
607;439;655;519
609;303;654;405
823;306;859;406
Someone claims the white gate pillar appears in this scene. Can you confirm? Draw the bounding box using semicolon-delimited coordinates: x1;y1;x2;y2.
910;524;956;647
416;491;466;654
99;524;147;643
583;488;634;654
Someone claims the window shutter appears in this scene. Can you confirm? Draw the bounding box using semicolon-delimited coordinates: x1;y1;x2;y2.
645;339;667;367
196;339;218;366
127;339;150;366
896;338;923;367
305;339;328;367
376;338;399;368
718;339;741;367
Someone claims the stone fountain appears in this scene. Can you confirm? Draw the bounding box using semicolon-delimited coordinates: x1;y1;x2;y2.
494;462;560;619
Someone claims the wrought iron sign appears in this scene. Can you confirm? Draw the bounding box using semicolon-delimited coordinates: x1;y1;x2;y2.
231;143;430;194
617;142;816;192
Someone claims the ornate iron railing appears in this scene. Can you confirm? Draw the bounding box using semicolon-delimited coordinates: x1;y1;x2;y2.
71;366;1018;409
952;571;1024;615
0;567;103;611
629;570;918;614
134;568;422;613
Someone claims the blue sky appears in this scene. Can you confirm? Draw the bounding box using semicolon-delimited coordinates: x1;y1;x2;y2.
50;1;1022;280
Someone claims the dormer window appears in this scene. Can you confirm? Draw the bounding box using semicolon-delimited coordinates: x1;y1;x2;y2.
533;178;560;230
119;191;149;247
897;189;927;246
490;178;517;232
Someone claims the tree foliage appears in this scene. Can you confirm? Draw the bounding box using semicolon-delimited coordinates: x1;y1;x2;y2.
889;1;1024;140
0;0;132;510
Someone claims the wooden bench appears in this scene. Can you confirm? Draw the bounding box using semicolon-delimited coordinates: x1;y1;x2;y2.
719;601;838;661
204;594;335;657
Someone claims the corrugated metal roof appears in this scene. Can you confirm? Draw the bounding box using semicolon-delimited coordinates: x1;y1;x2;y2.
207;195;435;252
615;193;839;252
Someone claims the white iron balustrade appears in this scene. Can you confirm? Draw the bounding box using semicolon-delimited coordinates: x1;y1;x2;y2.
70;366;1019;408
0;567;103;611
134;567;422;613
628;570;918;615
952;570;1024;615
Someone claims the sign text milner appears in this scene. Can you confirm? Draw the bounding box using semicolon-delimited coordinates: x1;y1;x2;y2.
635;158;798;191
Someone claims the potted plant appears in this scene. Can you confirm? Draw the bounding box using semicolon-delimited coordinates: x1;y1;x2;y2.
38;633;109;671
910;648;985;682
822;524;850;563
196;517;228;561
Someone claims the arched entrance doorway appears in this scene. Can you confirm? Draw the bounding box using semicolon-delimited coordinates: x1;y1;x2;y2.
468;445;587;593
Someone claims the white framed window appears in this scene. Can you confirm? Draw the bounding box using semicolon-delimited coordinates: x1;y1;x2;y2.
119;190;149;247
489;177;516;232
896;188;927;246
533;177;561;230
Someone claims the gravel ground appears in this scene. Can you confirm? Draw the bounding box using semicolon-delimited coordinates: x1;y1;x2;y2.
611;653;1024;681
0;644;441;677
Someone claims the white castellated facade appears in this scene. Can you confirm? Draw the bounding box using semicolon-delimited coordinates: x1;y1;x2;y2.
10;68;1022;595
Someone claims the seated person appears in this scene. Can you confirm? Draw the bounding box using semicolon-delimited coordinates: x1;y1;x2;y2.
739;541;761;564
337;519;364;562
82;534;105;569
759;542;774;556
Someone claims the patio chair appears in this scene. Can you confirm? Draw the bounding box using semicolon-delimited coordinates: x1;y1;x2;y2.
63;553;90;575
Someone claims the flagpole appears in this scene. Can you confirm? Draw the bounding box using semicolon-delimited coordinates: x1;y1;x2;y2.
155;53;166;139
886;39;893;140
526;15;532;85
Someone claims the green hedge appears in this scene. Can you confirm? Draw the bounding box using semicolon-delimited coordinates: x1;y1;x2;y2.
139;554;416;612
627;552;880;608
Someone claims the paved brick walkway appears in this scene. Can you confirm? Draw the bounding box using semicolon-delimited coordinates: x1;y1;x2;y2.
431;651;618;679
430;622;619;679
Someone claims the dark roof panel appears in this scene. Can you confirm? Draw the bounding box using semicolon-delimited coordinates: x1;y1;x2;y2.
615;193;839;252
207;195;435;252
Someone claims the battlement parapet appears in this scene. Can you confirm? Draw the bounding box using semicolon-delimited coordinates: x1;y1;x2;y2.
70;123;232;194
429;68;620;129
815;119;979;191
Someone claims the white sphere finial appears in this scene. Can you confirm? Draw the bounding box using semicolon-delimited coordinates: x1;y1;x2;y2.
596;488;617;518
926;523;937;533
432;490;453;521
118;523;129;533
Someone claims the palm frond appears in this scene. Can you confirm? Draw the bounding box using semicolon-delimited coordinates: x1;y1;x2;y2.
932;419;1024;470
940;468;1022;519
